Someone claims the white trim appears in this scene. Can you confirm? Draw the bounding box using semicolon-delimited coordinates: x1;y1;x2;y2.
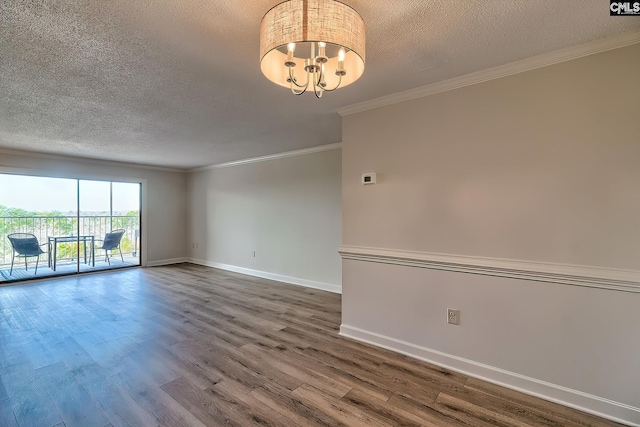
0;147;186;173
339;325;640;427
145;257;188;267
187;258;342;294
337;31;640;117
190;143;342;172
339;245;640;293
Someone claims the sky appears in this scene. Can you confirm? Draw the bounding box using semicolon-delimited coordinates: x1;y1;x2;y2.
0;174;140;213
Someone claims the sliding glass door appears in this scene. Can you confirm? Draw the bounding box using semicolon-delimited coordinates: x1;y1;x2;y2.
0;173;141;283
79;180;141;272
0;174;77;281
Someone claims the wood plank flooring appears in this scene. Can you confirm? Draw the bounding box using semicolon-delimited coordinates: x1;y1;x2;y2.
0;263;624;426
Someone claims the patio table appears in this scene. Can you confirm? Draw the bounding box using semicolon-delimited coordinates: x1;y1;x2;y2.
47;235;95;271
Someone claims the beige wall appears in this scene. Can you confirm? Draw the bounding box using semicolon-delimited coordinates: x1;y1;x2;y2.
341;44;640;423
187;148;342;291
343;44;640;269
0;150;187;264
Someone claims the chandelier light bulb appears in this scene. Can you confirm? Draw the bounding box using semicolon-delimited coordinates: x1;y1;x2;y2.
317;41;328;64
285;42;296;67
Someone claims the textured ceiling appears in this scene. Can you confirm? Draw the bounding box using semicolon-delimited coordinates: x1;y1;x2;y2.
0;1;638;169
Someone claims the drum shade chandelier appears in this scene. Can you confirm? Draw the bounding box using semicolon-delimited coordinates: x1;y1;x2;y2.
260;0;365;98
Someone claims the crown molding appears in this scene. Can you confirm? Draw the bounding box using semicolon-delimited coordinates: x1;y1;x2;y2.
339;245;640;293
337;31;640;117
190;143;342;172
0;147;186;173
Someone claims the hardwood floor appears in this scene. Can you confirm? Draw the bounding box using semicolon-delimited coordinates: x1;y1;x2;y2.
0;263;624;427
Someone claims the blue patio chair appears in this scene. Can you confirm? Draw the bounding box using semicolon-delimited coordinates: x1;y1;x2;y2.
94;229;126;265
7;233;49;275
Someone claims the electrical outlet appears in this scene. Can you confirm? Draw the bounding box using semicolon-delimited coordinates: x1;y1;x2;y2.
447;308;460;325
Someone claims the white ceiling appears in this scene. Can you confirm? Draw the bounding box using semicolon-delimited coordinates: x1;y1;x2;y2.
0;1;638;169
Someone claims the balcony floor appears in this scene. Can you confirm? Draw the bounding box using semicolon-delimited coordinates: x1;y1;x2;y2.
0;253;140;283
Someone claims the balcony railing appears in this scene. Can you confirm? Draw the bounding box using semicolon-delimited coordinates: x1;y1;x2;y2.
1;215;140;268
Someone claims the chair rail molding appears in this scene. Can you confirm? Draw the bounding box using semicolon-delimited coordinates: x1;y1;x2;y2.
338;245;640;293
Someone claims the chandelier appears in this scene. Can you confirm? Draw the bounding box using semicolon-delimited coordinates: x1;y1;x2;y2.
260;0;365;98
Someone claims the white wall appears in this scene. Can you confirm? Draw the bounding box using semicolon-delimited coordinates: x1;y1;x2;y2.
0;150;187;264
187;147;342;293
341;44;640;424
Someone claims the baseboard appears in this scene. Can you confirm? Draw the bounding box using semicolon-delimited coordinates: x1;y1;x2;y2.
145;257;188;267
340;324;639;426
187;258;342;294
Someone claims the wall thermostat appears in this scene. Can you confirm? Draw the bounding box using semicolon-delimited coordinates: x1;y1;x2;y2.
362;173;376;185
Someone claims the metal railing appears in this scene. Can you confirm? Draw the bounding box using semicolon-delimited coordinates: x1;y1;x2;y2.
1;215;140;268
